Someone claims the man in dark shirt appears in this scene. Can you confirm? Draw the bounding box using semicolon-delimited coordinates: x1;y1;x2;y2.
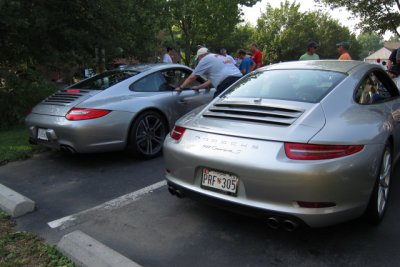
388;48;399;70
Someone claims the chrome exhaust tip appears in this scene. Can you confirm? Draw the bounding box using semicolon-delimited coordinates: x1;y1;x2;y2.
175;189;185;198
168;186;176;196
267;217;280;229
282;219;298;232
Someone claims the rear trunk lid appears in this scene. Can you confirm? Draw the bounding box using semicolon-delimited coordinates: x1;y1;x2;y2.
179;97;326;143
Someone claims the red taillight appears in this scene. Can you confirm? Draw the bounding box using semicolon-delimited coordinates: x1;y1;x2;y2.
65;107;111;121
284;143;363;160
65;89;80;93
170;126;186;141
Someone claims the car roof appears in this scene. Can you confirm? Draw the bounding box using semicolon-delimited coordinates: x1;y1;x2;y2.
262;60;367;74
123;63;192;73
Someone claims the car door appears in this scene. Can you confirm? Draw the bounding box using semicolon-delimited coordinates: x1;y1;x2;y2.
161;68;215;114
355;69;400;156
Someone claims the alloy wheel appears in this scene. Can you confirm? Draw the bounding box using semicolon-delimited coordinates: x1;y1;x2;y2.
135;114;166;156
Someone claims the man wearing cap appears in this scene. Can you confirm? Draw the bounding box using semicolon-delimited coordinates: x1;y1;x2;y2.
337;41;352;60
176;47;242;98
299;41;320;61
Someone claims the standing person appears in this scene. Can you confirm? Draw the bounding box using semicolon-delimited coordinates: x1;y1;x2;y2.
388;65;400;89
237;49;255;75
388;47;399;70
299;41;320;60
220;48;236;64
250;43;263;70
176;47;242;98
163;47;174;64
336;42;352;60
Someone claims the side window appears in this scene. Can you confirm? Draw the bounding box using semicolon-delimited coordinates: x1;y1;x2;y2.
355;71;397;104
130;72;166;92
161;68;203;89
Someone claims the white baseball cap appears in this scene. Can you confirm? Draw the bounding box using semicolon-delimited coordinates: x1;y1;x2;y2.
195;47;209;59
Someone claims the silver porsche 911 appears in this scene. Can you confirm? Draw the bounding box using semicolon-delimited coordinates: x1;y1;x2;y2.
26;64;214;158
164;60;400;229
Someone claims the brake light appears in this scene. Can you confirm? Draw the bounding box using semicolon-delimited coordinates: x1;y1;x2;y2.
65;89;80;93
284;143;363;160
66;107;111;120
170;126;186;141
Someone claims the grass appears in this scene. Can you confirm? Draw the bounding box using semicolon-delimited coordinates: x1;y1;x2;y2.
0;125;47;165
0;128;72;266
0;211;74;267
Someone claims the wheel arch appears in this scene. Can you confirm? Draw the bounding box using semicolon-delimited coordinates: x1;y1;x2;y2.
125;107;170;146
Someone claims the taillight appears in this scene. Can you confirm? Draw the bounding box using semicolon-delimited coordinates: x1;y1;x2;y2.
66;107;111;121
284;143;363;160
170;126;186;141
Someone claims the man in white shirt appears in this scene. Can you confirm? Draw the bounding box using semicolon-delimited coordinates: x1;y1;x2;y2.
176;47;242;98
163;47;173;64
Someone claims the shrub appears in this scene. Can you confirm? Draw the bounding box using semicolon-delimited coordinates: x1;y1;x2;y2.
0;68;57;130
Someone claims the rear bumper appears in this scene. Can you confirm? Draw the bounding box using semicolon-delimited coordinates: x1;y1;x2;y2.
25;111;133;153
163;130;384;228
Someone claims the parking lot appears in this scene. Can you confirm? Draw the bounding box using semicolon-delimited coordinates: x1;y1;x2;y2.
1;150;400;266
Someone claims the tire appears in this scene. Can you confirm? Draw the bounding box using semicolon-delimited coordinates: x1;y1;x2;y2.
127;111;167;159
364;142;392;224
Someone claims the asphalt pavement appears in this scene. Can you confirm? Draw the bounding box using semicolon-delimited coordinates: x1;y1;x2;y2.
1;150;400;266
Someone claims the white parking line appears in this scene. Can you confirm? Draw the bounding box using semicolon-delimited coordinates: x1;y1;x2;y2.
48;180;167;230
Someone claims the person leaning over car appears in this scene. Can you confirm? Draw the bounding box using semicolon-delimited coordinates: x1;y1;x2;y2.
176;47;242;98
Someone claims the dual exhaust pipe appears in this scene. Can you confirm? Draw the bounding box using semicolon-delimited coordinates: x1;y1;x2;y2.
168;185;299;231
267;216;299;231
168;185;185;198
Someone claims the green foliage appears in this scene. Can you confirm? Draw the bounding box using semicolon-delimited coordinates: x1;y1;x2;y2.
357;32;384;59
165;0;261;65
0;0;164;68
0;213;74;266
0;69;56;130
0;126;47;165
317;0;400;37
221;24;256;56
254;1;360;63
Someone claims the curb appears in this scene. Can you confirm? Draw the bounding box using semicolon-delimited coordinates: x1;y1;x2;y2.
57;230;141;267
0;183;35;217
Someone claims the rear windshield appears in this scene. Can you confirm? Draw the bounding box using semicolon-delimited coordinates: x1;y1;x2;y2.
222;69;347;103
70;70;139;90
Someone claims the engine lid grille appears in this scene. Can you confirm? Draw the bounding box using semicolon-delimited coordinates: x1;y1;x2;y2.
203;101;304;126
43;89;91;106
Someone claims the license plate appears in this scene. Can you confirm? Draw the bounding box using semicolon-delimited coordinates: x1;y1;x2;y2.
37;128;48;140
201;168;239;195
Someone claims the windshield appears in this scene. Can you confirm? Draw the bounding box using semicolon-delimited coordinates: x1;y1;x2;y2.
69;70;139;90
222;69;347;103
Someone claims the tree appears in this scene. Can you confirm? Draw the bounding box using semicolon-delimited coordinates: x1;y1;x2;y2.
0;0;166;128
357;32;384;59
0;0;165;70
165;0;260;65
254;1;360;63
316;0;400;37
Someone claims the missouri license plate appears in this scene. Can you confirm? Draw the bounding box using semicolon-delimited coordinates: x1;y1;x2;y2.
201;168;239;195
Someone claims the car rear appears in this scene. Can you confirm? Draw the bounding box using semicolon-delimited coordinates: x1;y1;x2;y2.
26;70;138;153
164;63;382;227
